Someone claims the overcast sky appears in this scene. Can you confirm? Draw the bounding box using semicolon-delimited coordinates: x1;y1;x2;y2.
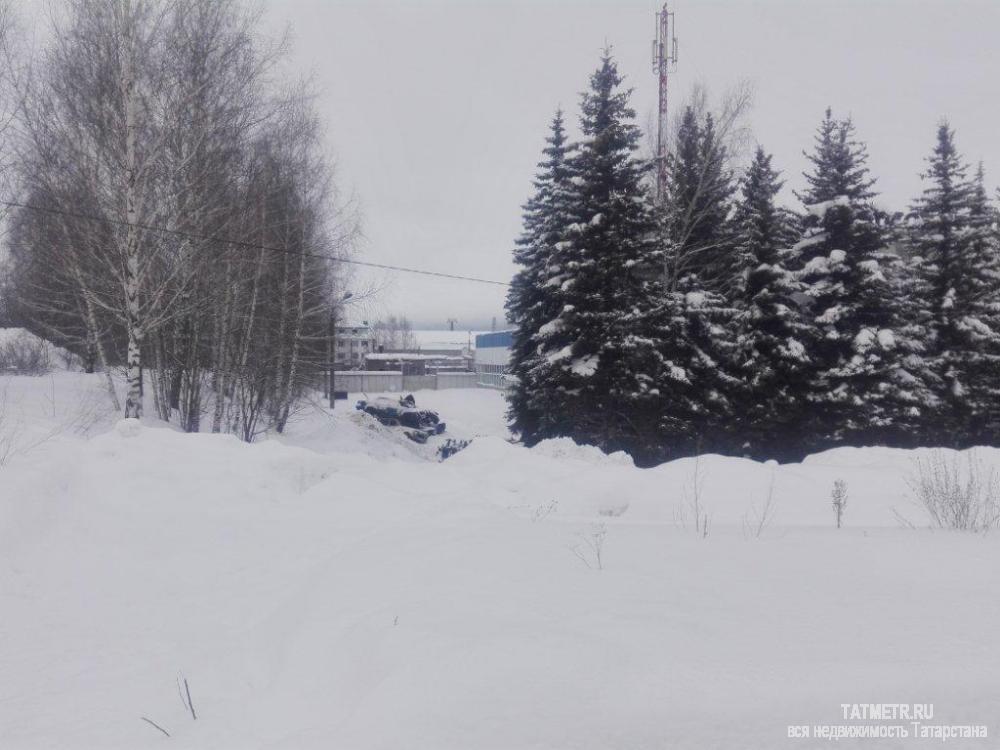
266;0;998;329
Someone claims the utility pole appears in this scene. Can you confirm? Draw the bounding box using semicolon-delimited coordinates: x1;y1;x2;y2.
652;3;678;202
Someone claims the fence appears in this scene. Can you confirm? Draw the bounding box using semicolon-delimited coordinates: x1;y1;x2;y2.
333;370;480;393
475;364;510;390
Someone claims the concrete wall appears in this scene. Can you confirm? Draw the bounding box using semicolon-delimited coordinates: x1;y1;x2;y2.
333;371;403;393
334;370;480;393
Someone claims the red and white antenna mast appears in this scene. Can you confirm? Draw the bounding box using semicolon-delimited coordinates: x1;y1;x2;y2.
652;3;678;201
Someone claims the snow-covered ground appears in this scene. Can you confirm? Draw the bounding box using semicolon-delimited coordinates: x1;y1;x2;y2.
274;388;509;462
2;371;1000;748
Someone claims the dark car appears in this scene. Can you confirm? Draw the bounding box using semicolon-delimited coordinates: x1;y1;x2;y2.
356;395;446;442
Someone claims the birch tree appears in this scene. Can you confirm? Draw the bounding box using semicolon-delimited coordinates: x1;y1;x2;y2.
7;0;357;439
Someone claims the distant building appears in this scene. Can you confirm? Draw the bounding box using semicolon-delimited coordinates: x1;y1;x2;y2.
334;321;375;369
365;352;470;375
368;329;477;373
474;330;513;389
411;330;478;351
398;347;473;372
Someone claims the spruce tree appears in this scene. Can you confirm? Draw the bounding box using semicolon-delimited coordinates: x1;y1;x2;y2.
884;211;938;447
655;280;746;457
529;51;663;462
910;124;974;325
954;164;1000;443
646;106;743;458
794;110;925;449
907;124;972;441
909;127;1000;444
732;147;811;459
506;109;574;444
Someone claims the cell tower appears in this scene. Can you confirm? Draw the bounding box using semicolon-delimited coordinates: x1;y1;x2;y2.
652;3;678;201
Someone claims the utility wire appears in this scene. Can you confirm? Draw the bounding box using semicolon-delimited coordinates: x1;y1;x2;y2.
1;199;512;287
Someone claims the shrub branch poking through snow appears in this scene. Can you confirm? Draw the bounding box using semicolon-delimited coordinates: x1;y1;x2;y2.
0;379;117;465
140;717;170;738
676;453;711;538
139;675;196;739
0;386;18;466
532;498;559;522
907;450;1000;531
178;675;197;721
742;472;777;539
570;523;607;570
832;479;848;528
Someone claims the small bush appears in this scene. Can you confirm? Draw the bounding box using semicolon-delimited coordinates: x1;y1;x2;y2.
831;479;848;528
0;333;52;375
58;347;83;371
570;523;607;570
676;454;710;538
742;473;777;539
907;451;1000;532
532;497;558;521
0;387;16;466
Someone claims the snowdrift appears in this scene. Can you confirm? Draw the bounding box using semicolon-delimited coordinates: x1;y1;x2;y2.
3;384;1000;748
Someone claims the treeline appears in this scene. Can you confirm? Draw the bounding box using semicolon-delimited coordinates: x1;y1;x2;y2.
506;52;1000;465
0;0;356;440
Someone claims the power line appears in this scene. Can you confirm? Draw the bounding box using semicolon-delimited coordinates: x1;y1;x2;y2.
1;199;512;287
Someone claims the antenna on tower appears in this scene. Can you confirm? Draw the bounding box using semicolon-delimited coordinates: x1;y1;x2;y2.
652;3;678;202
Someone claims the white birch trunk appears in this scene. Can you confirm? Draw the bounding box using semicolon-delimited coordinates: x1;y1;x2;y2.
121;0;143;419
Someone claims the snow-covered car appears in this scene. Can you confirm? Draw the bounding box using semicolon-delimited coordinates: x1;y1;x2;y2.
355;396;446;442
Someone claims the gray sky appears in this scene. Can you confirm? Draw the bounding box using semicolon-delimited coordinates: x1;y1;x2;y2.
268;0;999;328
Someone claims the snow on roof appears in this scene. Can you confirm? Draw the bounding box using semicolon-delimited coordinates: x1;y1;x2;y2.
332;369;403;375
412;330;485;349
366;353;466;361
